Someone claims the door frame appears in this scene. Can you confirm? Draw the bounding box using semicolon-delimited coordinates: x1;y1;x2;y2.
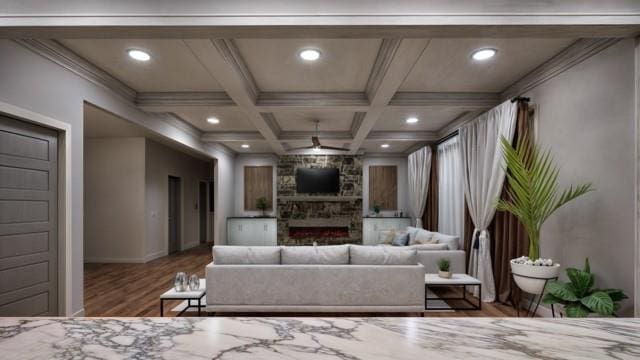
168;175;182;254
0;100;73;316
198;180;209;244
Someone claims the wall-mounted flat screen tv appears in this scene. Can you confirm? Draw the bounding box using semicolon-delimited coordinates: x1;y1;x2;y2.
296;168;340;193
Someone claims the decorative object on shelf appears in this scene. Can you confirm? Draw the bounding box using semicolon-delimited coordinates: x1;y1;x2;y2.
437;258;452;279
497;133;593;296
372;204;381;217
174;272;188;292
542;258;627;317
188;274;200;291
256;196;268;217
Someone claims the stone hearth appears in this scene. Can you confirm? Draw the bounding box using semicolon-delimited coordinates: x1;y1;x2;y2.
277;155;362;245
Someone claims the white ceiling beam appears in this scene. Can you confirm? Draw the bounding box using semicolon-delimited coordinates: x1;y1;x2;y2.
255;92;369;111
184;39;286;154
389;92;500;107
349;38;431;154
279;131;353;141
136;91;235;112
201;131;265;142
366;131;438;141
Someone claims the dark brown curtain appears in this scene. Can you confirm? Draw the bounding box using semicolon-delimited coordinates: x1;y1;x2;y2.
422;144;438;230
463;100;531;304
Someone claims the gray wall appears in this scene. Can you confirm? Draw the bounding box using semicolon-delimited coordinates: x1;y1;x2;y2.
0;40;236;315
523;39;636;315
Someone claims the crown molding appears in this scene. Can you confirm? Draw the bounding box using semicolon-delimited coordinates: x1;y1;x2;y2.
279;131;353;141
402;142;431;156
14;39;137;102
256;92;369;111
259;113;282;137
210;38;260;102
350;112;366;138
365;38;403;101
390;92;500;107
437;110;485;138
367;131;438;141
201;131;264;142
155;113;203;139
136;91;235;110
501;38;621;100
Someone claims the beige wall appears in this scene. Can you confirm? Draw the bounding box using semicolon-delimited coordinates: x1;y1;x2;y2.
145;139;213;259
523;39;636;315
233;154;278;217
84;138;146;262
362;156;409;218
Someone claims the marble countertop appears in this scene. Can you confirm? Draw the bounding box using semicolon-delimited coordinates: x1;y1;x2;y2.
1;317;639;359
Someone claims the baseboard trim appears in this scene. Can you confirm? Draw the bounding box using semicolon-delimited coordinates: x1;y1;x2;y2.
84;257;147;263
182;241;200;250
145;250;167;262
70;308;85;317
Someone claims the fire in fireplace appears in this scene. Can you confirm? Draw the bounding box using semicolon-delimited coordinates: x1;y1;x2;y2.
289;226;349;239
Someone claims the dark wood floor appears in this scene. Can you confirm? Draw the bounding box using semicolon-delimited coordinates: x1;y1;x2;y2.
84;245;519;317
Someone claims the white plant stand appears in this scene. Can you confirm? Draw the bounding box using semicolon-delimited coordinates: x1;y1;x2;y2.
160;279;206;317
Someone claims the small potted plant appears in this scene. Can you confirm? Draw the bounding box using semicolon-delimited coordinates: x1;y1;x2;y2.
256;196;269;217
543;258;627;317
497;134;593;295
437;258;452;279
372;204;381;217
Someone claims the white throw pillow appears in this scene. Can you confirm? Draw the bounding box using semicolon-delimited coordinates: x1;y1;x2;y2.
411;229;437;245
431;232;460;250
405;226;421;244
378;229;397;245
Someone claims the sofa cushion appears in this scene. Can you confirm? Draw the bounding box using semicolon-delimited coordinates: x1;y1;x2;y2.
350;245;417;265
281;245;350;265
410;229;438;245
431;233;460;250
406;226;421;243
212;246;280;265
407;243;449;251
378;229;397;245
391;231;410;246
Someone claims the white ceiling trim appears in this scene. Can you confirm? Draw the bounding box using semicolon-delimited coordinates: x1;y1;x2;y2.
136;91;235;111
350;112;366;138
260;112;282;136
14;39;137;102
501;38;621;100
402;142;430;156
256;92;369;111
389;92;500;107
201;131;264;142
367;131;438;141
279;131;352;141
185;38;286;154
436;110;485;138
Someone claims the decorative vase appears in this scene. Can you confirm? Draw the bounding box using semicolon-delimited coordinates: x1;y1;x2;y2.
174;272;188;292
188;274;200;291
438;270;452;279
510;260;561;295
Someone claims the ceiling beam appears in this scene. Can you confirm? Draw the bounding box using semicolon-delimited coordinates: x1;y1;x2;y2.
366;131;438;141
184;39;286;154
279;131;353;141
136;91;235;111
349;38;431;154
389;92;500;107
201;131;264;142
256;92;369;111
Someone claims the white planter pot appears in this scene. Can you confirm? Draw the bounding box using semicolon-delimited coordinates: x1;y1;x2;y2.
510;260;561;295
438;271;452;279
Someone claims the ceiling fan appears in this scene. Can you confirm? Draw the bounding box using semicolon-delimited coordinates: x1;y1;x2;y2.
287;120;350;152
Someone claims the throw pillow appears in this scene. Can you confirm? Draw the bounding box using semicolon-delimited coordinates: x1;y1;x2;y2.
378;229;397;245
411;229;437;245
392;232;410;246
406;226;421;244
431;233;461;250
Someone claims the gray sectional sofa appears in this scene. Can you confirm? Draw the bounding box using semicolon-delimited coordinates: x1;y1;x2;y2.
206;245;426;313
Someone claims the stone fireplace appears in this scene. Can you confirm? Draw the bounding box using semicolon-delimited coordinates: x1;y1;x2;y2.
277;155;362;245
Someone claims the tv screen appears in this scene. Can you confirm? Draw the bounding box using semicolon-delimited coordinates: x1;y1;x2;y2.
296;168;340;193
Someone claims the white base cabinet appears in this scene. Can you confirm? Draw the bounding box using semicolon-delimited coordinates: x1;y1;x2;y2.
227;218;277;246
362;217;412;245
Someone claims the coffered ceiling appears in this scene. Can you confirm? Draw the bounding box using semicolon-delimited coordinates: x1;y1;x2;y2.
54;35;611;155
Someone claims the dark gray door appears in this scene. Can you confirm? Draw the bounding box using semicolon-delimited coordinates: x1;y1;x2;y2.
0;115;58;316
199;181;207;244
168;176;180;254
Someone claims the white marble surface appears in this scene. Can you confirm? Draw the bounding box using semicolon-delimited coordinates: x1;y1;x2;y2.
0;317;639;359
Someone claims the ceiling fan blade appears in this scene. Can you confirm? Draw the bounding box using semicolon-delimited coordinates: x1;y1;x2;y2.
319;145;350;151
286;145;315;151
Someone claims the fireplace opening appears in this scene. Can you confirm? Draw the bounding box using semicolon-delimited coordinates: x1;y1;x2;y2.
289;226;349;239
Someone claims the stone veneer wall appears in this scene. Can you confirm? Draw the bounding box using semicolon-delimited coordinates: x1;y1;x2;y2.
277;155;363;245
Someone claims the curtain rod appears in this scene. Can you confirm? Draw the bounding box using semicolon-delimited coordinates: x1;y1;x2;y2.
436;129;459;145
510;96;530;103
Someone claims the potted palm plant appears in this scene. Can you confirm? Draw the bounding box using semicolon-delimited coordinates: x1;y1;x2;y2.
497;134;593;295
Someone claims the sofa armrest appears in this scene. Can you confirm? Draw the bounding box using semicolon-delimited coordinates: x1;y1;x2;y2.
416;250;466;274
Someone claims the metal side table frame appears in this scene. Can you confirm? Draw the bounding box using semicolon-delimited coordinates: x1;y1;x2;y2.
511;274;557;317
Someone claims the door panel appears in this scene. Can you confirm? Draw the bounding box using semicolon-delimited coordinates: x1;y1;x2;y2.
199;182;207;244
0;115;57;316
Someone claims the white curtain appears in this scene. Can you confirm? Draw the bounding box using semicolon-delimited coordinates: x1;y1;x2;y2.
460;100;517;302
437;136;464;239
407;146;432;228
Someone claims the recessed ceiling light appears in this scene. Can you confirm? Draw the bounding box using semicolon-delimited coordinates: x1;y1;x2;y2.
299;49;321;61
381;144;390;148
127;49;151;62
471;48;497;61
241;144;250;149
406;117;419;124
206;117;220;124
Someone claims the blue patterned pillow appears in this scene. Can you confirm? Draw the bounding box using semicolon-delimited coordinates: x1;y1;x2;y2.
392;232;410;246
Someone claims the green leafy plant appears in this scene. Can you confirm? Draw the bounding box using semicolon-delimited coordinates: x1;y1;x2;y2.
256;196;269;216
372;204;381;215
437;258;451;272
496;134;593;260
542;258;627;317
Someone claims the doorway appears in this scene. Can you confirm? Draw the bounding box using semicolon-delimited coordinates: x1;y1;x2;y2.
0;115;58;315
199;181;207;244
168;176;181;254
